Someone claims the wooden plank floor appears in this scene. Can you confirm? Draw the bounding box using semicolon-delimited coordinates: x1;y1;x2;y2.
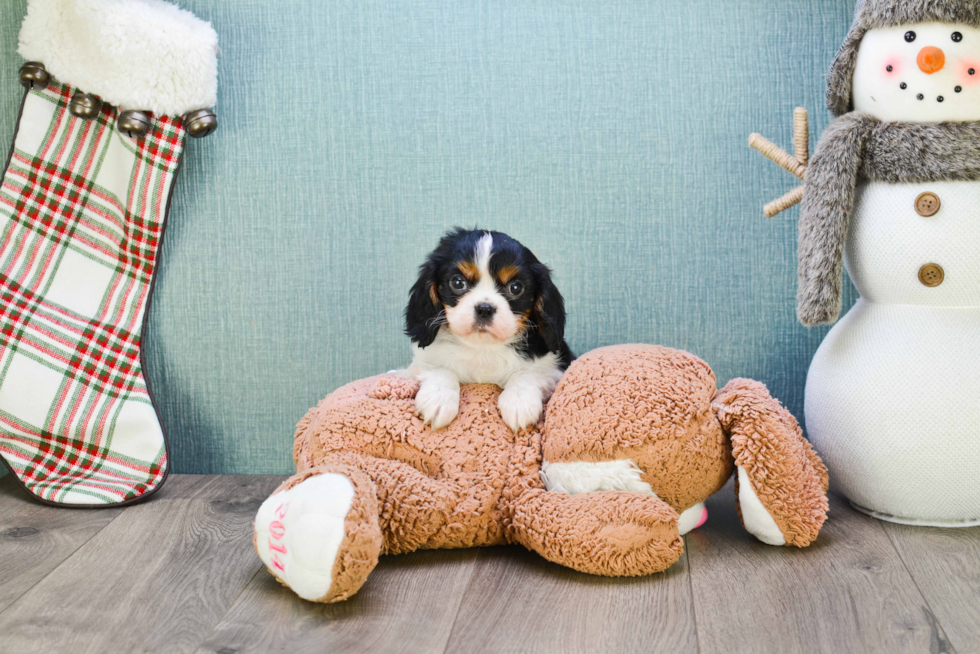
1;475;978;654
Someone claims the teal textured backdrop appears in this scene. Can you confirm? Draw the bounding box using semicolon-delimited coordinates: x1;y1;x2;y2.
0;1;859;474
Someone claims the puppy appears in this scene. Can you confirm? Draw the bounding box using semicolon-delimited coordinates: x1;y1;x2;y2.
403;228;574;432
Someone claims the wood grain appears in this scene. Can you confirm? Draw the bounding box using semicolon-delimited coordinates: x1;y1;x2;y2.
686;482;954;654
444;543;698;654
0;475;283;654
883;522;980;654
0;476;122;613
196;548;479;654
3;474;978;654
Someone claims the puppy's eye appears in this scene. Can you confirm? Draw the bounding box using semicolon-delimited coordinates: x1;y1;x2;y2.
507;281;524;297
952;31;963;42
905;31;916;42
450;275;467;292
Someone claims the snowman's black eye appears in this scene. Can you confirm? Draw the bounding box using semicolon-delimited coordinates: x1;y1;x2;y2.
905;31;917;42
955;85;963;92
886;65;893;71
900;82;907;89
952;32;963;42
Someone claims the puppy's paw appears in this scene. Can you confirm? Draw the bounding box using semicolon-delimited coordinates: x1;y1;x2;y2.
498;387;543;432
415;381;460;430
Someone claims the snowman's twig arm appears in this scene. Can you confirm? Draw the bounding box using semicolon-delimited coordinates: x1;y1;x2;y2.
797;113;876;327
749;134;806;180
749;107;810;218
793;107;809;165
765;186;804;219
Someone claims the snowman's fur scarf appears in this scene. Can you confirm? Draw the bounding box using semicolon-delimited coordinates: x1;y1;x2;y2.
827;0;980;116
797;113;875;326
18;0;218;117
798;113;980;326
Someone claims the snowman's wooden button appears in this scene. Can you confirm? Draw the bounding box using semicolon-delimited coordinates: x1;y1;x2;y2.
915;192;941;217
918;263;945;287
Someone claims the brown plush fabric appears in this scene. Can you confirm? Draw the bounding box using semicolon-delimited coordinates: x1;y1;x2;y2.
713;379;830;547
259;344;830;602
544;344;733;512
292;375;542;553
509;489;684;576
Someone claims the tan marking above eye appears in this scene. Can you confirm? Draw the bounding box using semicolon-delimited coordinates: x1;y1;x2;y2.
457;261;478;282
498;265;520;284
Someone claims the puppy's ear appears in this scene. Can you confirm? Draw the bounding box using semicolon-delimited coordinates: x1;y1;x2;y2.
405;258;443;348
531;262;566;354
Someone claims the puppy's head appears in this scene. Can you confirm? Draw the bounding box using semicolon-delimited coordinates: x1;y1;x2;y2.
405;228;566;351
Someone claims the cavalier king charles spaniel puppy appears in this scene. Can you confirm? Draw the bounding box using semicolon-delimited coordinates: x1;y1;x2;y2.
403;228;574;432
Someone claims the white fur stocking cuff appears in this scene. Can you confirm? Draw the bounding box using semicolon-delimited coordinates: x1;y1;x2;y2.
18;0;218;117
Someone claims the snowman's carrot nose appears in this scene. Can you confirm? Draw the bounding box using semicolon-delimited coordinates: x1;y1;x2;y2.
917;46;946;74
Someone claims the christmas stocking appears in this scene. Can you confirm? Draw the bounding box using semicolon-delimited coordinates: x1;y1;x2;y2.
0;0;218;506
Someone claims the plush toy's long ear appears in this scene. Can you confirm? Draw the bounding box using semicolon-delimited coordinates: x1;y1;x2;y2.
531;262;566;354
404;258;443;348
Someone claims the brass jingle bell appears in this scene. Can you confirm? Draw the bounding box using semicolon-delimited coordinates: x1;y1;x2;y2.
118;110;151;138
183;108;218;138
19;62;49;90
69;92;101;119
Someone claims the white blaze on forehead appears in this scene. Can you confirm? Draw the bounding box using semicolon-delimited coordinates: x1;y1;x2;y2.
470;232;500;299
474;232;493;279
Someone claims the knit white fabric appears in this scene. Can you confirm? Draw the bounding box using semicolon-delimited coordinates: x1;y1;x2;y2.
845;181;980;306
807;181;980;525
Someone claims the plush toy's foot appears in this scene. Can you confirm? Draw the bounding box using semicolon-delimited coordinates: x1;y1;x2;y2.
677;503;708;535
735;467;785;545
713;379;829;548
254;467;382;603
509;490;684;576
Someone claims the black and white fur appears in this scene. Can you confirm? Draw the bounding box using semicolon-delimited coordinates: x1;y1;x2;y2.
403;228;574;432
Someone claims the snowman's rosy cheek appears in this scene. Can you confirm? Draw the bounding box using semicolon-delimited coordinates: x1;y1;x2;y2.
882;57;903;77
958;61;980;85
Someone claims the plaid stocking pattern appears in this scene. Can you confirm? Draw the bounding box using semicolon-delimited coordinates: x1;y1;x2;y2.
0;80;184;505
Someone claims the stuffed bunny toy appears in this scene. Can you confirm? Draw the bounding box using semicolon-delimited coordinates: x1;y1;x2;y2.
253;344;828;603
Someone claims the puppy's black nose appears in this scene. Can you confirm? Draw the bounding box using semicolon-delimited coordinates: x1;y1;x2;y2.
474;303;496;321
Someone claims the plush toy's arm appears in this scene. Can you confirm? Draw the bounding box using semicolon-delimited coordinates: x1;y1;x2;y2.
797;112;876;326
507;488;684;576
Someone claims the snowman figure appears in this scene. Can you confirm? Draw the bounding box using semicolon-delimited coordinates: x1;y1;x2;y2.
790;0;980;525
798;0;980;526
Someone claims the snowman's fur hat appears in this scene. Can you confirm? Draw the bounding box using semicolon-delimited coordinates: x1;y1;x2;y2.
827;0;980;116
